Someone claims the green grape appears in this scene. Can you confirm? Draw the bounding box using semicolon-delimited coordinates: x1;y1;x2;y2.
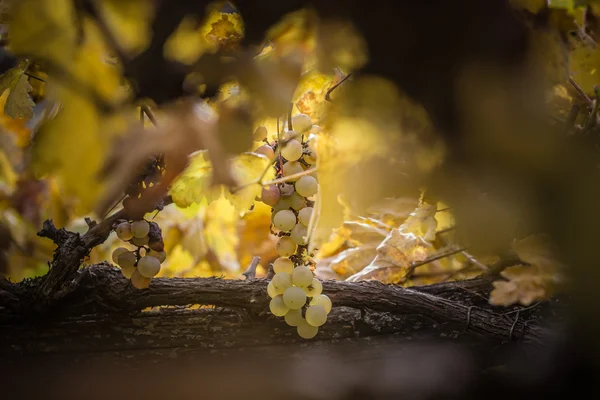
253;126;268;141
137;255;161;278
305;305;327;327
282;286;307;310
255;144;275;159
272;272;293;292
303;278;323;297
116;222;133;241
282;161;304;181
261;185;281;207
131;220;150;238
148;249;167;263
131;269;151;289
284;309;304;327
297;320;318;339
117;251;136;269
310;294;332;314
289;192;307;211
298;207;313;226
131;235;149;246
279;183;294;197
269;295;289;317
112;247;129;264
267;281;280;298
290;224;308;245
120;265;135;279
292;265;313;287
276;236;297;257
292;113;312;133
281;139;303;161
295;175;318;198
273;257;294;274
273;210;296;231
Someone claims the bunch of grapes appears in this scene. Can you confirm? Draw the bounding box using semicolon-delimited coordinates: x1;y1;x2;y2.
256;113;332;339
111;219;167;289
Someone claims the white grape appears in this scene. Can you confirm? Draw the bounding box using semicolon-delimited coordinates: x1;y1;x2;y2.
290;224;308;245
137;255;161;278
112;247;129;264
267;281;280;298
117;251;136;269
269;295;289;317
292;265;313;287
120;265;135;279
276;236;297;257
253;126;268;141
305;305;327;327
310;294;332;314
272;197;292;217
281;139;303;161
303;152;317;165
284;309;304;327
255;144;275;159
148;250;166;263
131;269;151;289
295;175;318;198
273;210;296;232
131;220;150;238
131;235;149;246
298;207;313;226
303;278;323;297
272;272;293;292
297;320;318;339
282;161;304;181
116;222;133;241
310;125;322;134
273;257;294;274
289;192;307;211
283;286;307;310
292;113;312;133
261;185;281;207
282;129;298;141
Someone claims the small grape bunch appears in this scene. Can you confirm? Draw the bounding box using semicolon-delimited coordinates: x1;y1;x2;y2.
257;114;330;339
111;219;167;289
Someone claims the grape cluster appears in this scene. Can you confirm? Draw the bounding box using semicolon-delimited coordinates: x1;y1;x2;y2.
256;113;331;339
112;219;167;289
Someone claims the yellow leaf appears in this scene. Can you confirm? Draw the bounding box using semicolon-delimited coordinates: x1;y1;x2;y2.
0;67;35;119
98;0;154;54
510;0;547;13
0;90;31;147
164;11;243;65
204;194;239;274
226;153;275;214
570;42;600;95
170;151;274;213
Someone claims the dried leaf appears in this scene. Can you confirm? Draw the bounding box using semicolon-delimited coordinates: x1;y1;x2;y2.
346;230;432;283
329;245;378;279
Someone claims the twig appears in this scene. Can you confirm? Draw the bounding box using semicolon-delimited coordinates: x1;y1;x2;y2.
582;85;600;134
141;104;159;127
564;104;581;135
407;247;467;270
325;72;353;103
242;256;261;280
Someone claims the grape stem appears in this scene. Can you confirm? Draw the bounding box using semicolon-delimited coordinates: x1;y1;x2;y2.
261;167;317;186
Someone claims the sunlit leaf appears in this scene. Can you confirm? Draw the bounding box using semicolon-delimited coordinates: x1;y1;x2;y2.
204;193;239;274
